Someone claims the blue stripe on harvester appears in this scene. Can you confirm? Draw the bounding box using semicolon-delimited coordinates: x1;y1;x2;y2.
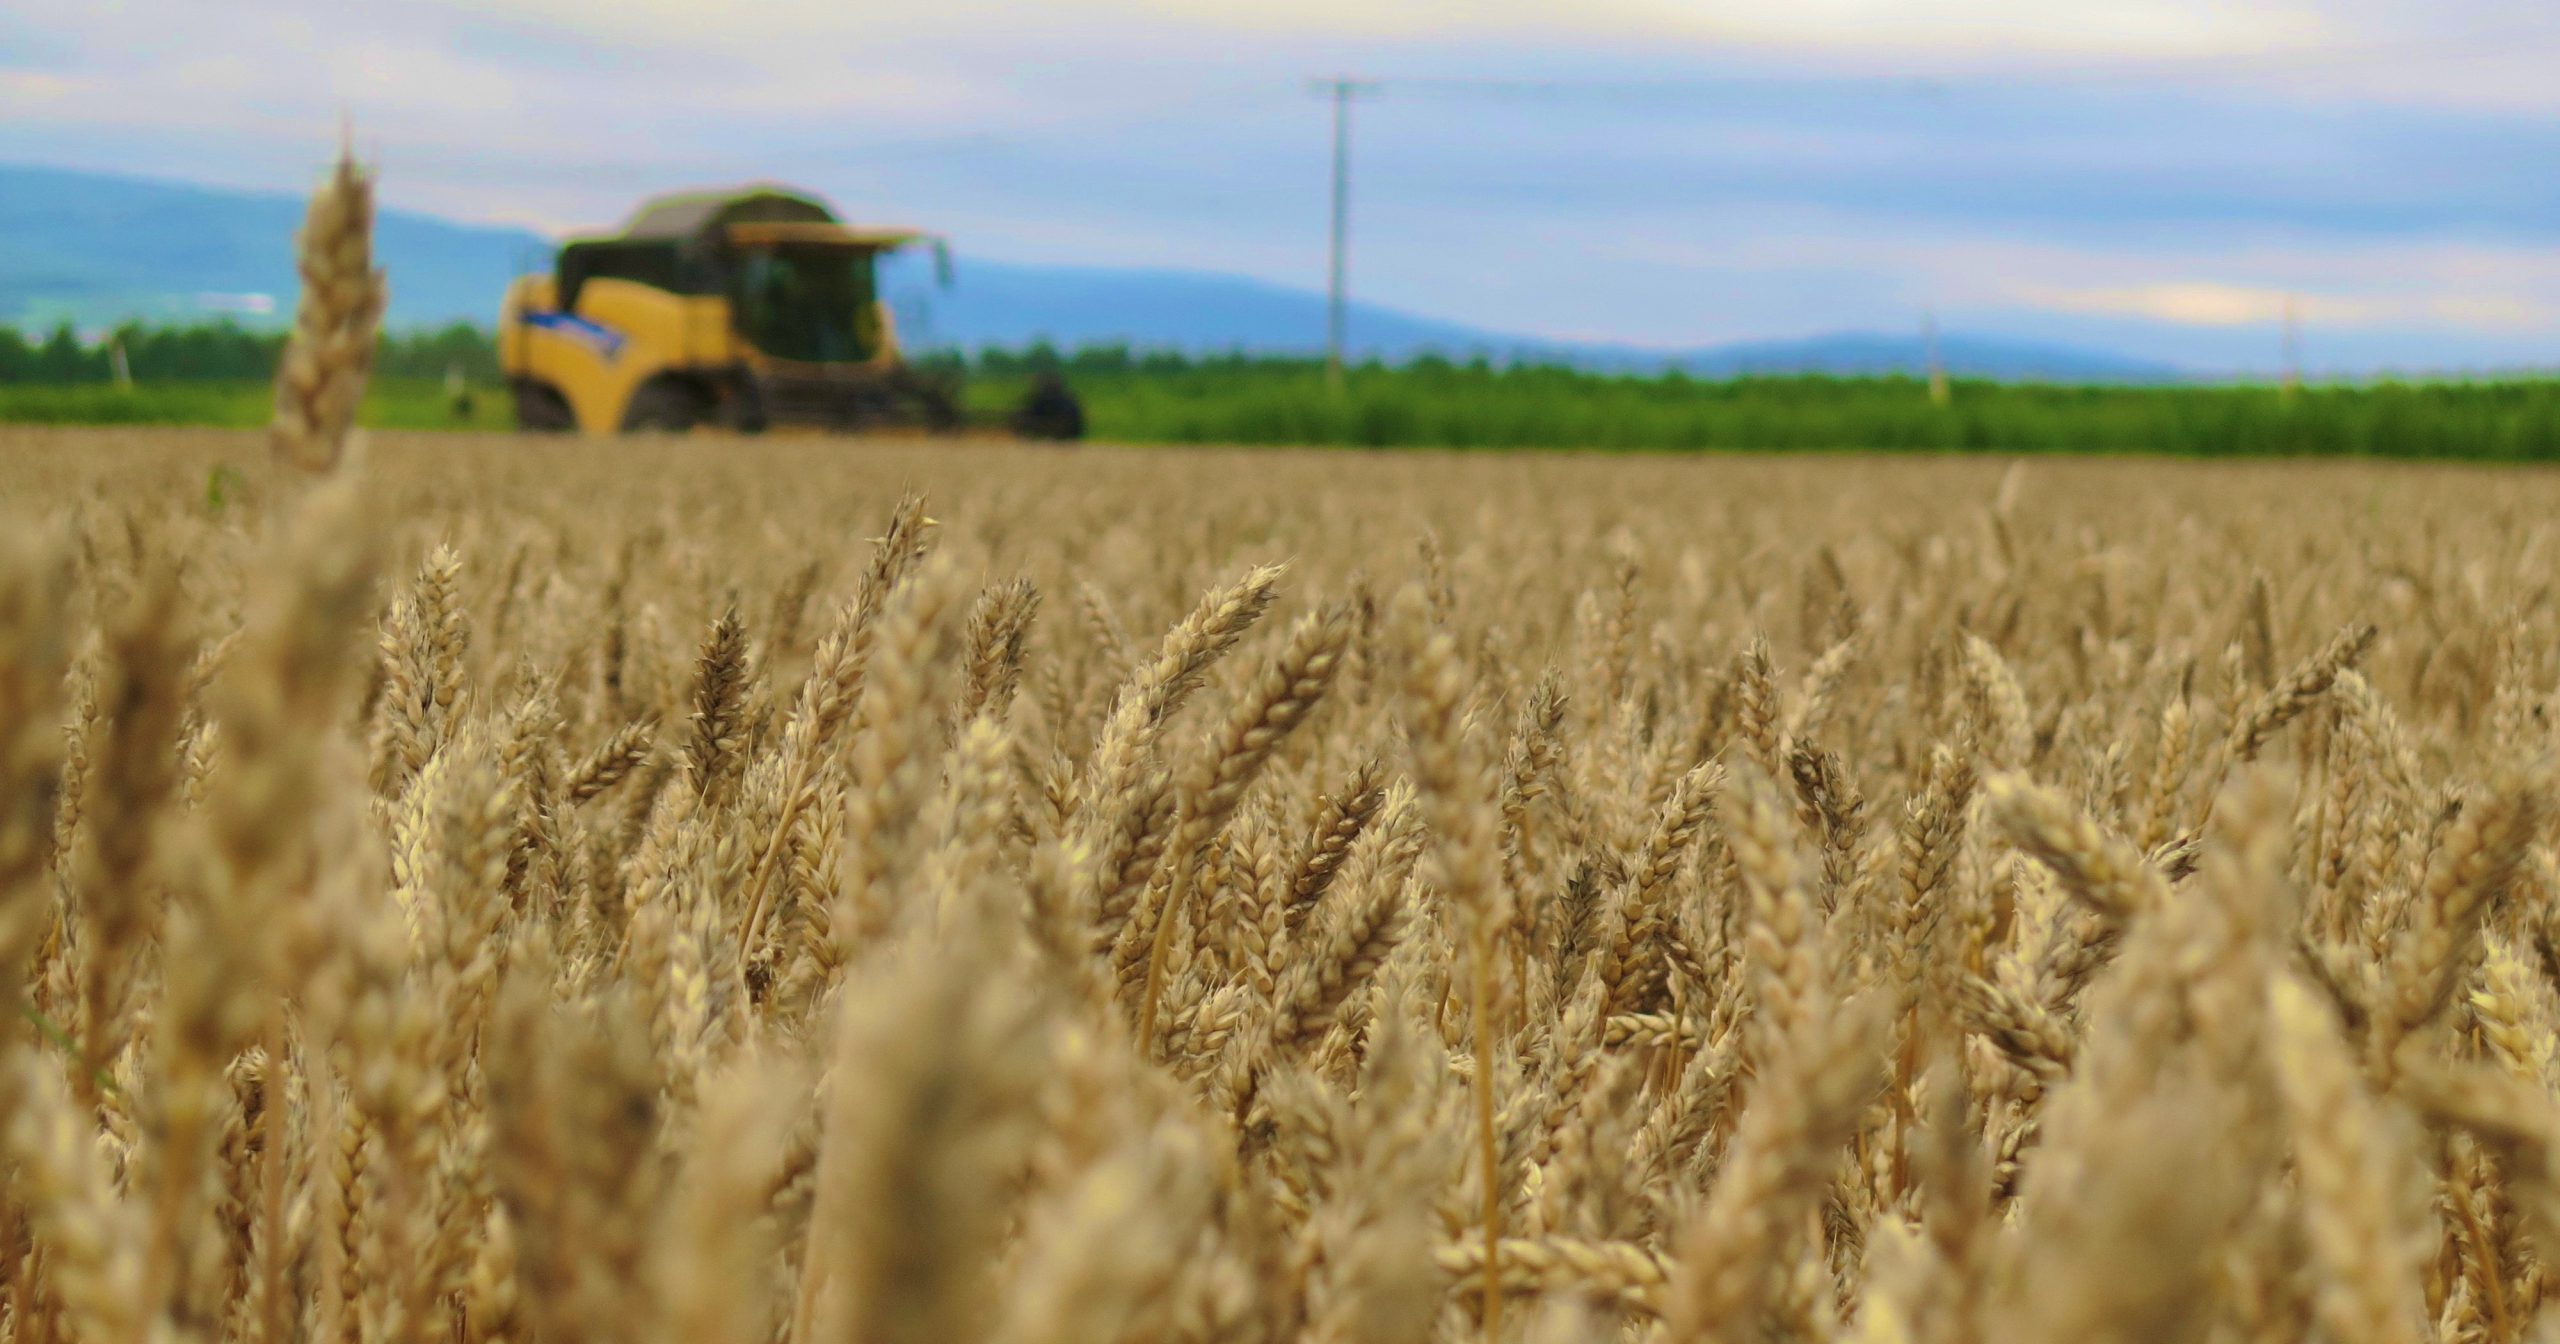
521;310;627;361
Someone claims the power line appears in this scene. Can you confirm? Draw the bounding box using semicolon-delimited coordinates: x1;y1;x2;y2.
1343;29;2560;101
1310;77;1380;391
1299;35;2557;374
1929;28;2560;87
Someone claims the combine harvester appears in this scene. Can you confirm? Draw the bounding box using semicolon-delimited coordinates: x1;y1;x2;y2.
500;184;1082;439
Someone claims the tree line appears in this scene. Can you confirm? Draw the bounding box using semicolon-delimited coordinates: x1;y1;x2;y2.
0;322;501;384
4;322;1513;385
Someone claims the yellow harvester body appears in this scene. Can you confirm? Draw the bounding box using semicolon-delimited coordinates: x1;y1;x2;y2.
497;185;974;435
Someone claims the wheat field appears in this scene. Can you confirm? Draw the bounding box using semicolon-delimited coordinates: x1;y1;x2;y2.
9;152;2560;1344
3;417;2560;1344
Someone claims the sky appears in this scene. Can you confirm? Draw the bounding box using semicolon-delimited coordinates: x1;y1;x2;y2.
6;0;2560;372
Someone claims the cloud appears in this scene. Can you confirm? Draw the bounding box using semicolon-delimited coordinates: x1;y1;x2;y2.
2022;281;2559;332
409;0;2560;116
2023;282;2315;326
437;0;2361;66
1605;215;2560;335
0;72;73;105
2002;248;2560;334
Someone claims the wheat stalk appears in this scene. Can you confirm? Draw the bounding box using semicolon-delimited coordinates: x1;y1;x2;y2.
270;149;385;474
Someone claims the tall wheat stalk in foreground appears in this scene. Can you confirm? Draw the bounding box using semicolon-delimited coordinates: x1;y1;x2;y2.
270;149;384;473
11;149;2560;1344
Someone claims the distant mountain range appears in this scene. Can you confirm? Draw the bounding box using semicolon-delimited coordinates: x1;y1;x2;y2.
0;163;2186;381
0;164;547;331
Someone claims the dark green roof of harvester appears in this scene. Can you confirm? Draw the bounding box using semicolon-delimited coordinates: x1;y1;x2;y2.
617;186;840;242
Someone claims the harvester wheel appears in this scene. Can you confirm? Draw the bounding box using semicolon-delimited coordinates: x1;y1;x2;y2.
723;383;771;435
917;384;964;433
1009;373;1086;442
511;382;575;433
622;379;710;434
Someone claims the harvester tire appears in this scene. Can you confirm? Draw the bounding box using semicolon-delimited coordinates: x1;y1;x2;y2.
622;379;710;434
1009;374;1085;442
512;382;575;433
918;385;965;433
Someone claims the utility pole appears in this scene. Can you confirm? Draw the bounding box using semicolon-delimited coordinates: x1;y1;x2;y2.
2280;295;2302;402
1311;77;1380;393
1922;310;1949;407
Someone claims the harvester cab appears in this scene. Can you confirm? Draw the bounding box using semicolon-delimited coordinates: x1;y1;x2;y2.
500;185;1079;439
